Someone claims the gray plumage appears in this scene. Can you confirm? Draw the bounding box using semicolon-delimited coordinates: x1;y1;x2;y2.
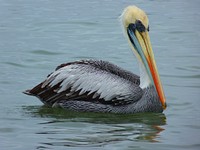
24;60;163;113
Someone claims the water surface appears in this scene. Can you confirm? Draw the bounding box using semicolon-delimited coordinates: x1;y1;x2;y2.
0;0;200;150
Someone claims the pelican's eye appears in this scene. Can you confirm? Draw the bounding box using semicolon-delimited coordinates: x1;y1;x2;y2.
135;20;146;32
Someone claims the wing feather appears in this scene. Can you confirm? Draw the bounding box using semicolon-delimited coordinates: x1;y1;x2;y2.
27;60;143;106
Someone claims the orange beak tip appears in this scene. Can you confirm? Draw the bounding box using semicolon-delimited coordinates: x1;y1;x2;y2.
163;102;167;110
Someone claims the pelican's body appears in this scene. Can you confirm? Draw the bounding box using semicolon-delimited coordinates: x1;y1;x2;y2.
24;6;166;113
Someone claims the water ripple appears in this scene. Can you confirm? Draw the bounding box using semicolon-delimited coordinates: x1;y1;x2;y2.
22;106;166;125
30;50;64;55
162;74;200;79
3;62;28;68
165;83;200;89
21;106;166;147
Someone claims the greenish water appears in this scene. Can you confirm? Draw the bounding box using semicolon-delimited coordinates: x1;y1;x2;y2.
0;0;200;150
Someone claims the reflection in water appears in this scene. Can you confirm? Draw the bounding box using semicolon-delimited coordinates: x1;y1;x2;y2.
23;106;166;148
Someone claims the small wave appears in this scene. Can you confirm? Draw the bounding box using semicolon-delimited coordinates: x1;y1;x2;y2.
162;74;200;79
165;83;200;89
30;50;64;55
4;62;27;68
65;20;99;26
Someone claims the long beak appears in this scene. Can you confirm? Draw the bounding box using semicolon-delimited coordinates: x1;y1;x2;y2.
127;24;167;110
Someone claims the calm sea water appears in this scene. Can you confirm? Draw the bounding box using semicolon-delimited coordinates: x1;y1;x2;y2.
0;0;200;150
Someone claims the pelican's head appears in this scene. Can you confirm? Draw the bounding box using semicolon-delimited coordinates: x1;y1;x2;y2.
121;6;166;110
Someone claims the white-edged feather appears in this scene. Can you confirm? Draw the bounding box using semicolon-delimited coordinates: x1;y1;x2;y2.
42;61;142;103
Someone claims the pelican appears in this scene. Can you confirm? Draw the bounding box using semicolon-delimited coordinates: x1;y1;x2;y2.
24;6;167;113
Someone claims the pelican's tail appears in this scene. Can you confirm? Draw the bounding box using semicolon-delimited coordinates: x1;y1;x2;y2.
23;89;33;95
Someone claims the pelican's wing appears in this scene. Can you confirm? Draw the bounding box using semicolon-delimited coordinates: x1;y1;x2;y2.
25;60;143;106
